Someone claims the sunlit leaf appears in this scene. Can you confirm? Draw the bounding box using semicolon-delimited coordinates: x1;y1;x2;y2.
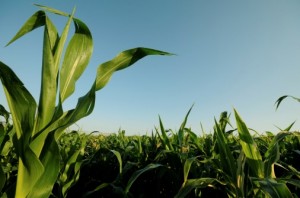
96;47;172;91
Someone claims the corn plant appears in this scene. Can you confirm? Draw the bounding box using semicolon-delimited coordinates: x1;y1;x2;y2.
0;4;170;198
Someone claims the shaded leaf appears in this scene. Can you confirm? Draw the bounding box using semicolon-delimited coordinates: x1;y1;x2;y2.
175;178;223;198
252;178;293;198
125;163;163;194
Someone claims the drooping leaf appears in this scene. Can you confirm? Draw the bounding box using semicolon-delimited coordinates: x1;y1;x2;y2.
275;95;300;110
275;95;288;110
96;47;172;91
6;11;46;46
110;150;123;174
125;163;163;194
60;18;93;102
252;177;293;198
175;178;223;198
0;61;36;149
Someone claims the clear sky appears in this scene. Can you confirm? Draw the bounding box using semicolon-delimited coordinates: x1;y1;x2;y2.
1;1;300;135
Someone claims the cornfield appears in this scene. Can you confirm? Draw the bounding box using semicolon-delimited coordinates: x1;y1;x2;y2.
1;107;300;197
1;5;300;198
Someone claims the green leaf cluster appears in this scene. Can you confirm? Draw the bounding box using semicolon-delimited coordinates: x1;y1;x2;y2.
0;5;170;198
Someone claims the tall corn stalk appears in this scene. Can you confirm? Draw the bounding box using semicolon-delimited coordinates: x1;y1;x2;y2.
0;5;171;198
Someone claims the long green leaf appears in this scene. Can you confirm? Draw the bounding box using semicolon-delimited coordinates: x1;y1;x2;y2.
183;157;198;184
60;18;93;102
156;116;173;150
34;16;59;134
0;62;45;197
96;47;172;91
234;109;264;178
252;178;293;198
60;134;87;197
34;4;70;17
175;178;222;198
264;132;290;178
214;118;237;182
0;64;36;144
275;95;300;110
178;105;193;147
27;132;60;198
125;163;163;194
6;11;46;46
110;150;123;174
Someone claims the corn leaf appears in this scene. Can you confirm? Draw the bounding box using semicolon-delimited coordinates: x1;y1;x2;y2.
96;48;172;91
175;178;222;198
125;163;163;194
182;157;198;184
0;62;36;146
60;134;87;197
264;132;290;177
234;109;264;178
60;18;93;102
6;11;46;46
0;62;46;197
35;16;59;133
252;178;293;198
110;150;123;174
275;95;300;110
15;147;44;198
236;150;246;197
34;4;70;17
156;116;173;150
27;132;60;198
214;118;237;182
178;105;193;147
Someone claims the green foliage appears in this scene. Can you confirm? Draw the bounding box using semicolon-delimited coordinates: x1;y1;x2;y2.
0;4;300;198
0;4;170;198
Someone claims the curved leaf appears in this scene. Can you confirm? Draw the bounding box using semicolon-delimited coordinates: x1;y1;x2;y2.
60;18;93;102
264;132;290;177
125;163;163;194
234;109;264;178
110;150;123;174
6;11;46;46
96;47;172;91
252;178;293;198
0;61;36;147
175;178;222;198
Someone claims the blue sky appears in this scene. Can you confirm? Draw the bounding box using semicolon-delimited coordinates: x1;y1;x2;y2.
1;1;300;135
